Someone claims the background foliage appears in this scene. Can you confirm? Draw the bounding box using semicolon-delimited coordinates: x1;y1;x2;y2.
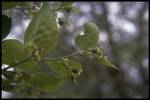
2;2;149;98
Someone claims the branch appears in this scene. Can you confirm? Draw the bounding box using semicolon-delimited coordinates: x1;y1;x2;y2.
2;51;83;71
2;56;33;71
40;51;81;61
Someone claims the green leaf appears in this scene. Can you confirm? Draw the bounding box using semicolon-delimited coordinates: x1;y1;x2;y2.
2;2;19;10
99;56;120;71
15;61;40;74
60;6;80;14
2;15;12;40
2;39;29;65
75;22;99;50
28;72;64;92
84;22;99;35
2;79;16;91
2;71;31;92
2;71;31;83
61;2;74;7
2;71;15;82
69;6;80;13
83;47;103;59
24;3;59;57
52;2;79;14
46;60;68;78
53;2;73;10
17;2;33;9
46;59;82;78
68;59;82;70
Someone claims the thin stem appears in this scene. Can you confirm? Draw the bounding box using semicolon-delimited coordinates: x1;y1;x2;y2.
40;51;81;61
2;56;33;71
2;51;82;71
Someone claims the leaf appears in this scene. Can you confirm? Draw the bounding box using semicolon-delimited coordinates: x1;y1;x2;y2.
15;61;40;74
2;71;31;83
75;22;99;50
2;39;29;65
84;22;99;35
83;47;103;59
61;2;74;7
2;15;12;40
2;2;19;10
2;71;15;82
68;59;83;70
61;4;80;14
46;59;82;78
99;56;120;71
24;3;59;57
2;71;31;92
53;2;73;10
69;6;80;13
17;2;33;9
28;72;64;92
52;2;79;14
2;79;16;91
46;60;68;78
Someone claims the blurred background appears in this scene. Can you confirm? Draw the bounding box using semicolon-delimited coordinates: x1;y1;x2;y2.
2;2;149;98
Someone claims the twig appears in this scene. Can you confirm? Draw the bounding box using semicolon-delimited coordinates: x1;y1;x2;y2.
2;51;82;71
40;51;81;61
2;56;33;71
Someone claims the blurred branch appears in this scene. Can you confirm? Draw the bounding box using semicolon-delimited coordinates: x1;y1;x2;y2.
100;2;121;66
136;2;148;86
